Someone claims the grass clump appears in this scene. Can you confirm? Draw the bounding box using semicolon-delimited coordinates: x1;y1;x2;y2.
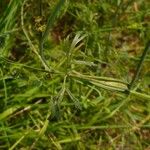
0;0;150;149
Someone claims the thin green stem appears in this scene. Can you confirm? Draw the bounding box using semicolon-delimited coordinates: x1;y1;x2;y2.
21;0;51;71
0;56;62;74
39;0;65;70
128;40;150;90
41;0;65;44
0;69;7;107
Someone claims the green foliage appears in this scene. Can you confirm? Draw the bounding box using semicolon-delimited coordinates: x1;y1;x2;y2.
0;0;150;149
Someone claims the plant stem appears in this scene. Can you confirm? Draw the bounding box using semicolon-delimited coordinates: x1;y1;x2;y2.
128;40;150;90
39;0;65;70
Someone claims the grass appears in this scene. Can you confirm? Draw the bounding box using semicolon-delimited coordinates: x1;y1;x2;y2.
0;0;150;149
